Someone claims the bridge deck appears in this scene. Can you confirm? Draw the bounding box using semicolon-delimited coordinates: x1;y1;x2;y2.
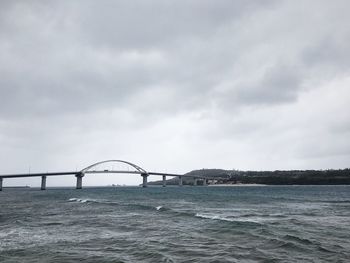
0;170;227;180
0;172;78;178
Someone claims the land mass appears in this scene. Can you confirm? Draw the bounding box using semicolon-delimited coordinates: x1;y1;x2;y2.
149;168;350;185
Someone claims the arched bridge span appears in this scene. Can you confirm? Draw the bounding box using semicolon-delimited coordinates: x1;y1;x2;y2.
74;159;150;189
80;159;148;175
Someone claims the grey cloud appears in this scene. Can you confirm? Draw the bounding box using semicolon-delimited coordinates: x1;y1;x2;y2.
77;0;275;49
236;64;301;105
302;37;350;71
0;0;281;121
214;63;302;112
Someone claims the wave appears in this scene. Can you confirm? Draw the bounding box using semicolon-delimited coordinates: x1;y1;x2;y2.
194;213;265;225
275;241;308;252
68;197;120;205
42;222;63;226
195;213;234;222
67;197;285;225
65;198;316;227
239;213;287;218
317;200;350;204
284;234;314;245
67;198;170;212
68;198;89;203
155;206;163;211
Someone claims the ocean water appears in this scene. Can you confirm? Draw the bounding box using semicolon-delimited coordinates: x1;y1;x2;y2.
1;186;350;262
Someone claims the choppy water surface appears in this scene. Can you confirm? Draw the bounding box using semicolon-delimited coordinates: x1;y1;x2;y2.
1;186;350;262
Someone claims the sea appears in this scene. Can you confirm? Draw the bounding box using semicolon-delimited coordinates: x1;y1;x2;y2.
1;185;350;262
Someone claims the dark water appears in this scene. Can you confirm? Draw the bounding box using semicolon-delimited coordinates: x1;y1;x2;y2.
1;186;350;262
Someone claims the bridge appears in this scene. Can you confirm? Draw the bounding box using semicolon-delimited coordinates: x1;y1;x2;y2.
0;160;226;191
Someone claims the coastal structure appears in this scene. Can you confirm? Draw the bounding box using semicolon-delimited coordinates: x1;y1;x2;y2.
0;159;220;191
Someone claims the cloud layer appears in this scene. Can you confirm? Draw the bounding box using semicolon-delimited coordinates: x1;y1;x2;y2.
1;0;349;186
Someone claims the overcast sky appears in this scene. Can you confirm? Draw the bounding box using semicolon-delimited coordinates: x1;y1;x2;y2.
1;0;349;186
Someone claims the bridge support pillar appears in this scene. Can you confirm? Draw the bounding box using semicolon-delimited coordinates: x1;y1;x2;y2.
76;174;83;189
0;177;3;191
41;176;47;190
141;173;148;188
203;178;207;186
179;176;183;186
193;178;198;186
162;175;166;187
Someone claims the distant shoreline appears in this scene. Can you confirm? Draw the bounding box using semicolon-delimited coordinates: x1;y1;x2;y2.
209;184;267;187
3;186;30;188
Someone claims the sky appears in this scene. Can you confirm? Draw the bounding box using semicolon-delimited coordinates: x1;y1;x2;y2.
1;0;349;187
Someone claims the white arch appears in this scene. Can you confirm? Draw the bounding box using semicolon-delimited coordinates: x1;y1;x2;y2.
80;160;148;175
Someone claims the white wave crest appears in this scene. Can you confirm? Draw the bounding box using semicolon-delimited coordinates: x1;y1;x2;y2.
195;213;235;222
195;213;266;223
68;198;90;203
